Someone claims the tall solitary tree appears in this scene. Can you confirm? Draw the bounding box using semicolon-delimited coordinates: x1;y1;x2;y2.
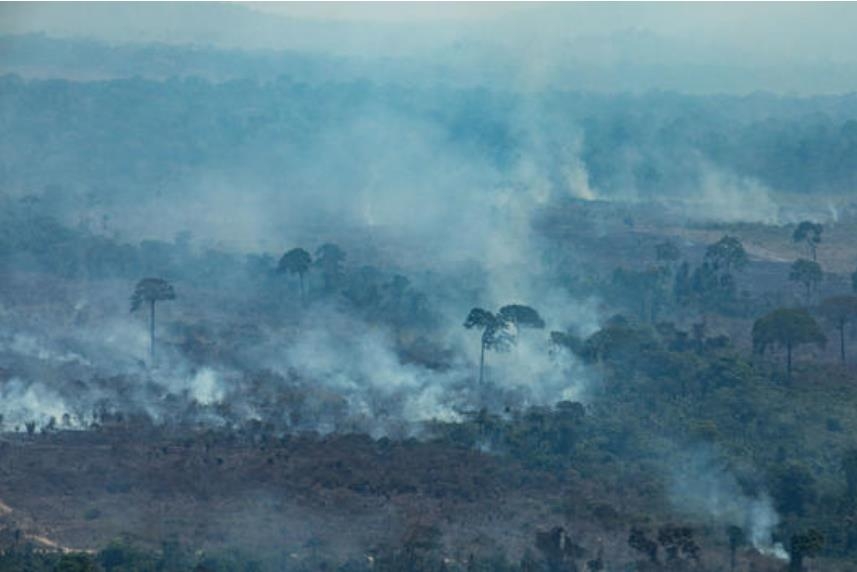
789;259;823;306
464;308;513;385
817;295;857;363
278;247;312;303
793;221;823;262
752;308;826;380
130;278;176;362
726;526;745;572
464;304;544;384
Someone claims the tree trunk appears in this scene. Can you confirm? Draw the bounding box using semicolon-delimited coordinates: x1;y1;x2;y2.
649;291;658;323
299;272;305;305
479;341;486;385
840;321;847;363
787;341;792;381
789;553;803;572
149;299;156;363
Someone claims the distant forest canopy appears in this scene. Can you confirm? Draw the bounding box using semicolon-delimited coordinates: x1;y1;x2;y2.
1;41;857;217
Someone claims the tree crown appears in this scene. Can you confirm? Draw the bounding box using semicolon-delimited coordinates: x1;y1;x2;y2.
498;304;546;329
278;247;312;275
704;235;748;273
789;259;823;283
463;307;517;351
793;221;823;245
752;308;826;354
130;278;176;312
817;295;857;325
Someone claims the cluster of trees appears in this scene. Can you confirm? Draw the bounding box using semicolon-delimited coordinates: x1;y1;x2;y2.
627;525;700;568
128;222;857;393
752;308;825;379
680;235;749;310
752;293;857;377
274;243;433;329
756;221;857;376
124;237;436;366
506;319;852;569
605;223;857;379
609;235;750;324
0;197;257;283
276;244;346;302
129;236;557;386
788;221;824;305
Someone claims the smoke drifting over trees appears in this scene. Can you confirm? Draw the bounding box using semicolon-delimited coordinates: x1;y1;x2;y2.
2;3;857;571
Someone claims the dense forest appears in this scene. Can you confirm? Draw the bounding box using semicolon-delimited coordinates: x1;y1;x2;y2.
3;67;857;201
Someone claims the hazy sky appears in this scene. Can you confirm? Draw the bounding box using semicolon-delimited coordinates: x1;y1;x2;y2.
2;2;857;93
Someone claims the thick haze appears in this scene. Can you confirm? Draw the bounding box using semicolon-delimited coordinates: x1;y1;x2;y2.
4;2;857;93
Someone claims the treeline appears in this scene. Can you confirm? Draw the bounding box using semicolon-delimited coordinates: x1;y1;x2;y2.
2;72;857;203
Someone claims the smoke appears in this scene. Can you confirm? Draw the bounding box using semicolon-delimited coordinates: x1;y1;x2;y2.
279;309;466;431
672;167;781;225
239;301;593;436
2;333;91;366
190;368;225;406
94;102;597;277
668;448;788;561
0;97;599;437
5;19;837;443
2;71;828;444
0;378;72;430
577;145;785;226
0;269;593;437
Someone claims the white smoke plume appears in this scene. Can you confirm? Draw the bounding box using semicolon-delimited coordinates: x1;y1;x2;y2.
668;448;788;561
0;378;73;430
